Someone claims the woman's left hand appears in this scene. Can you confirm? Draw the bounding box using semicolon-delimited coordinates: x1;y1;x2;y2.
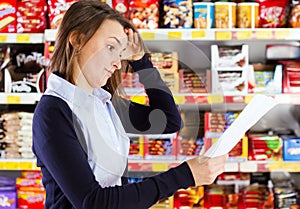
122;28;145;61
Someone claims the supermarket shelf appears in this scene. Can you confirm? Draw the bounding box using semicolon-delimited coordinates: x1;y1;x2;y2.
0;93;299;105
44;28;300;42
129;93;300;105
128;160;300;173
0;159;298;172
0;93;42;105
0;33;44;44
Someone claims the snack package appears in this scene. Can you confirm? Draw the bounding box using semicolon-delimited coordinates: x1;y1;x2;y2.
5;44;46;93
257;0;290;28
129;0;159;29
214;2;236;28
16;0;48;33
237;2;259;28
162;0;193;28
0;0;17;33
290;3;300;28
112;0;129;18
47;0;77;29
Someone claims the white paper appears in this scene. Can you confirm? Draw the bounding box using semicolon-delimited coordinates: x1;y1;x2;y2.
203;94;279;158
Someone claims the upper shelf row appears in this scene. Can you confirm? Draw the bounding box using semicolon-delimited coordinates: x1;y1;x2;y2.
1;28;300;43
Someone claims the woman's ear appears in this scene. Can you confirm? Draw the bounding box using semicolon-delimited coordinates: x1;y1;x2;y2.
68;31;83;49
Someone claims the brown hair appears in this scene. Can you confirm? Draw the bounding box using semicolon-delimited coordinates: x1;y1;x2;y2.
49;0;146;95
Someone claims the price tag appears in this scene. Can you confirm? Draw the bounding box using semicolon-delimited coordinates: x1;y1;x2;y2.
240;161;257;172
131;96;146;104
174;96;185;104
274;29;290;40
269;162;300;172
20;162;33;170
236;31;252;40
0;35;7;42
207;94;224;104
215;31;232;40
168;32;182;40
256;30;272;39
152;163;168;172
16;34;30;43
191;30;206;39
5;162;19;170
0;162;5;169
7;95;21;104
244;95;254;104
141;32;155;40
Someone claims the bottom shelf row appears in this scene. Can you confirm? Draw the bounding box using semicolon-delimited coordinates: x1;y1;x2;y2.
0;170;299;209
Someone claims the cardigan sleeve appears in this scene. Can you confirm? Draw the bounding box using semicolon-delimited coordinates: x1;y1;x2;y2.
32;95;194;209
112;55;183;134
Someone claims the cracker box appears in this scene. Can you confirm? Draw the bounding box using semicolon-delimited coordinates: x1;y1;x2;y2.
0;0;17;33
128;134;144;160
282;135;300;161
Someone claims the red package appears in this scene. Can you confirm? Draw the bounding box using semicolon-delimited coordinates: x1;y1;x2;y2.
112;0;129;18
47;0;77;29
0;0;17;33
257;0;290;28
129;0;159;29
16;0;48;33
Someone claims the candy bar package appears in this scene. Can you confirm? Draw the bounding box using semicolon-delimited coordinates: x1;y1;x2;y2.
162;0;193;28
47;0;77;29
16;0;48;33
0;0;17;33
290;2;300;28
257;0;290;28
5;44;46;93
129;0;159;29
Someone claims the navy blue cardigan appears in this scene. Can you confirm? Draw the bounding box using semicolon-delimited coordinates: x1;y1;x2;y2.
32;55;195;209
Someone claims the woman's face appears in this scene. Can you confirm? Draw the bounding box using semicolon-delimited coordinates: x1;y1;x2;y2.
77;19;128;89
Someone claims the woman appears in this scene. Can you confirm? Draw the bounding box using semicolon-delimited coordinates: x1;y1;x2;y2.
32;1;227;208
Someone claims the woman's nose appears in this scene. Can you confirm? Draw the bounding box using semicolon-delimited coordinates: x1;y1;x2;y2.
112;58;122;70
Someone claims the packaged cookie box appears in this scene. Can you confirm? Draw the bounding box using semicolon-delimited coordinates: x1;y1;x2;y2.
282;135;300;161
162;0;193;28
150;52;179;93
281;61;300;93
129;0;159;29
144;134;177;161
176;137;204;161
0;0;17;33
178;68;208;93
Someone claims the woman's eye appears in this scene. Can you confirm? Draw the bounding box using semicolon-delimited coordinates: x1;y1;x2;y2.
107;45;115;51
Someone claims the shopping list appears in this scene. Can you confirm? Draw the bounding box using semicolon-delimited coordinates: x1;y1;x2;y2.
203;94;279;158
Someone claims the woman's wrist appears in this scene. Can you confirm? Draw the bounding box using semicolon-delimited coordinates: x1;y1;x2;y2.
129;53;153;72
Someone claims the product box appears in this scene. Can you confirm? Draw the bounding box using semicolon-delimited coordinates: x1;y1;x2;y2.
211;45;249;95
128;135;144;160
282;135;300;161
250;63;283;94
0;176;17;209
193;2;214;29
176;137;204;161
0;0;17;33
122;71;144;95
248;134;283;161
4;44;46;93
162;0;193;28
16;0;47;33
178;69;208;93
150;52;179;93
144;134;177;161
282;63;300;93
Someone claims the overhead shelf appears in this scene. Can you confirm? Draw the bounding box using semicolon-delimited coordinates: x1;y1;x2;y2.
44;28;300;42
0;33;44;44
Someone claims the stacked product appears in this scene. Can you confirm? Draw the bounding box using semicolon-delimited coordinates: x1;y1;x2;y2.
0;112;34;159
16;170;45;209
